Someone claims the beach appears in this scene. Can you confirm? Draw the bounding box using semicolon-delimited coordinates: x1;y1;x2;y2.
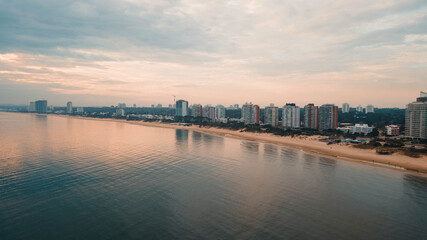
50;114;427;174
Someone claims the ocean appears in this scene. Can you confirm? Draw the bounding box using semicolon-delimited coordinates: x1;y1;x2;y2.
1;112;426;239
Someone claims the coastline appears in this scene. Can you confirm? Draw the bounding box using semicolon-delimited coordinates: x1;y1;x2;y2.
12;112;427;174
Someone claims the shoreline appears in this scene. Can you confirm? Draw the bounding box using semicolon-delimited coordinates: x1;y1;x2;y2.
8;112;427;175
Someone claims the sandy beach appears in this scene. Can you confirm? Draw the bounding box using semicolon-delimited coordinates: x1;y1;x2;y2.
47;114;426;174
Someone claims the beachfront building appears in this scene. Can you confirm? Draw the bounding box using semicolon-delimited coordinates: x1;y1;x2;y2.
191;104;203;118
242;103;260;125
215;105;226;120
350;124;373;135
28;101;36;112
405;92;427;139
319;104;338;130
342;103;350;113
35;100;48;113
175;100;189;117
76;107;84;113
366;104;374;113
282;103;300;128
337;126;351;133
116;108;125;116
67;101;73;114
304;104;318;129
386;125;400;136
203;106;216;121
264;104;279;126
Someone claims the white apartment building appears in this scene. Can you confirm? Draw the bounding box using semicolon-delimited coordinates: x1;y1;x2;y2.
282;103;300;128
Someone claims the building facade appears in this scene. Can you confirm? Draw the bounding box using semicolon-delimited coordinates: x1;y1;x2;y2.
264;104;279;126
282;103;300;128
342;103;350;113
350;124;373;135
304;104;318;129
366;104;374;113
318;104;338;130
203;106;216;121
175;100;189;117
242;103;260;125
67;101;73;114
116;108;125;116
215;105;226;120
356;105;363;113
35;100;48;113
29;101;36;112
405;93;427;139
76;107;84;113
191;104;203;118
386;125;400;136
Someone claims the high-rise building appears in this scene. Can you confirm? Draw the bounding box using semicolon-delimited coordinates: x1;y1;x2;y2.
157;104;162;108
233;104;239;109
215;105;226;120
76;107;84;113
304;104;318;129
342;103;350;113
264;104;279;126
29;101;36;112
118;103;126;108
405;92;427;139
133;104;136;108
191;104;203;117
175;100;189;117
67;101;73;114
356;105;363;113
282;103;300;128
252;105;260;124
319;104;339;130
242;103;252;124
203;106;216;121
366;104;374;113
242;103;260;125
35;100;48;113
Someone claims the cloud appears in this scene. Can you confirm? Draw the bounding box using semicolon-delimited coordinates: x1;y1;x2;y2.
0;0;426;107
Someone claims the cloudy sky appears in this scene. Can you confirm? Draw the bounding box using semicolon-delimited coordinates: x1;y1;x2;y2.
0;0;426;107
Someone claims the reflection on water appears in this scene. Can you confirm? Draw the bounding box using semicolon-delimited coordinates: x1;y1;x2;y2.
264;144;278;156
192;131;202;142
175;129;189;149
319;156;337;167
241;141;259;153
176;129;189;141
303;154;318;168
1;112;427;240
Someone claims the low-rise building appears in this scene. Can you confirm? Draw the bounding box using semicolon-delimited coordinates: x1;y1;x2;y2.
116;108;125;117
350;124;373;135
385;125;400;136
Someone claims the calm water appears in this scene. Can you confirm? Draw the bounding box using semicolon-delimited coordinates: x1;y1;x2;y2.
1;112;427;240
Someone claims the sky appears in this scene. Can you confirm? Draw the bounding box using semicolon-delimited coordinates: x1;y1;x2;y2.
0;0;426;108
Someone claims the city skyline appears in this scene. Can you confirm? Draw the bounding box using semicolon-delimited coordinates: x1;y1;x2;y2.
0;1;426;107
